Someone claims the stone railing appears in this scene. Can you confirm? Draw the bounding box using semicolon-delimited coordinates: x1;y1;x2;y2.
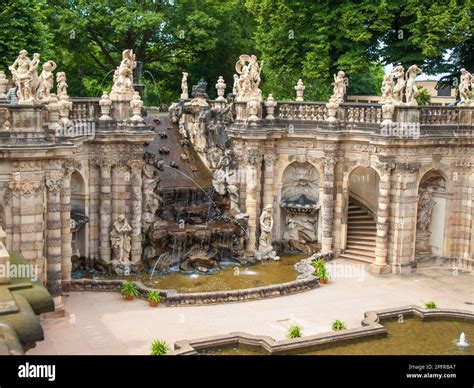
231;99;474;132
275;101;328;121
70;97;101;121
341;103;382;124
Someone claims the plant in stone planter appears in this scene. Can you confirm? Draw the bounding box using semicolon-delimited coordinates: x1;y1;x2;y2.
151;339;170;356
332;320;347;331
147;291;161;307
287;325;302;339
121;282;139;301
424;300;437;309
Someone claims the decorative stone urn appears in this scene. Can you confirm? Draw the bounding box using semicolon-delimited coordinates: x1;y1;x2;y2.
99;92;113;120
215;76;226;101
264;94;277;120
295;79;305;101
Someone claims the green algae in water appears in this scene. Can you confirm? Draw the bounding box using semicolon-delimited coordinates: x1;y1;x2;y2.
83;254;307;293
202;318;474;355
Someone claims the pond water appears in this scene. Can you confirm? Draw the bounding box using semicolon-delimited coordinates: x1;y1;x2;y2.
201;318;474;355
82;254;307;293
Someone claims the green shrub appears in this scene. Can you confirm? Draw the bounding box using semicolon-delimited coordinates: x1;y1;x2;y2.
287;325;302;339
332;320;347;331
147;290;161;303
121;282;139;298
424;301;437;309
151;339;170;356
415;86;431;105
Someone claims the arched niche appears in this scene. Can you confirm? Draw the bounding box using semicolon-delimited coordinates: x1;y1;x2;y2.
348;166;380;214
70;171;89;262
415;171;448;258
279;161;321;252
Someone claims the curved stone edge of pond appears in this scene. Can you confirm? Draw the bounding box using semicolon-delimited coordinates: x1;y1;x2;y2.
70;275;319;306
168;305;474;355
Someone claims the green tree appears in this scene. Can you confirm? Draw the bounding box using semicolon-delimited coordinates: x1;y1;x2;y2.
0;0;52;74
44;0;255;104
246;0;473;100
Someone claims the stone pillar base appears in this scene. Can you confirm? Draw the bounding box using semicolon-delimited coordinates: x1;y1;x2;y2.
43;296;66;318
369;263;391;275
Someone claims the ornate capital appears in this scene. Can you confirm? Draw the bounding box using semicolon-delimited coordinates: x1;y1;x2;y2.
46;179;62;193
375;161;395;176
127;159;144;172
245;148;262;166
394;162;420;173
95;158;116;170
8;180;44;196
264;153;277;164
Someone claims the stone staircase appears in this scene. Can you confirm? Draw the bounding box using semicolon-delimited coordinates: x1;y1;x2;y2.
340;199;376;263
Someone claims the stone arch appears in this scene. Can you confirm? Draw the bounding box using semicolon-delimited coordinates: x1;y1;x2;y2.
415;169;449;259
70;170;89;263
277;160;321;253
340;164;380;261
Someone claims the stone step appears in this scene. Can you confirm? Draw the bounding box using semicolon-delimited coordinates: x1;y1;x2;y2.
349;220;376;225
348;214;374;220
346;238;376;246
339;252;374;263
347;234;376;241
348;227;377;233
346;243;376;252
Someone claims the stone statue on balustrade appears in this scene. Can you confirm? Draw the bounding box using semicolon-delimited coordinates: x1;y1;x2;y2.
380;74;394;104
235;54;263;102
37;60;57;101
110;215;132;266
56;72;68;100
330;71;347;105
110;49;136;100
256;205;280;261
8;50;40;103
459;68;472;106
405;64;422;106
392;65;406;105
212;149;241;213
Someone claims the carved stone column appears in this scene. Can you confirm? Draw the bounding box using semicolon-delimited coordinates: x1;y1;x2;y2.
390;163;420;274
128;159;144;264
371;162;393;274
46;178;63;304
97;159;115;263
61;162;74;286
244;147;262;254
263;152;277;207
321;154;336;253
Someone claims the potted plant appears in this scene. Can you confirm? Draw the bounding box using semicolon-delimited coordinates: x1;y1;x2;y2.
147;290;161;307
287;325;302;339
312;259;329;284
121;282;139;301
151;339;170;356
332;319;347;331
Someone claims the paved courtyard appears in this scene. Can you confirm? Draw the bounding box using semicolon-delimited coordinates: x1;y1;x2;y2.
29;260;474;355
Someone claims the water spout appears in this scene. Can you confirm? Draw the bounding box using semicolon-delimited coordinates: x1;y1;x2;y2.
456;332;469;347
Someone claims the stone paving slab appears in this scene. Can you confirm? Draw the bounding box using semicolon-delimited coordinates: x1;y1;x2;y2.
29;262;474;355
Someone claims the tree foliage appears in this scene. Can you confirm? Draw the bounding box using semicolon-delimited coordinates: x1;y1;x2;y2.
0;0;471;103
246;0;473;100
43;0;255;103
0;0;52;73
